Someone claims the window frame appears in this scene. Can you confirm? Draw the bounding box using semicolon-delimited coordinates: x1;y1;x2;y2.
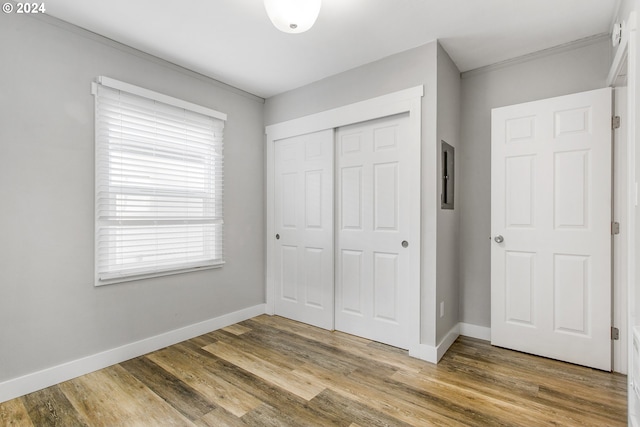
92;76;226;286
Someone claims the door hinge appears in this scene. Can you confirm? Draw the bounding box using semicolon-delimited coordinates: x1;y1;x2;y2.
612;327;620;340
612;116;621;129
612;222;620;235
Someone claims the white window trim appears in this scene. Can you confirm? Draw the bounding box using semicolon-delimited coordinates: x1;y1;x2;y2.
92;77;226;286
92;76;227;121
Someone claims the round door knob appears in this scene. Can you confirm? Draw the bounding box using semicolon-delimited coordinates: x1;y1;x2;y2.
401;240;409;248
275;234;280;240
494;235;504;243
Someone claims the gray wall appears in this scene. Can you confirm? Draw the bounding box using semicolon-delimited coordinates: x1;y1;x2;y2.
435;45;461;343
264;42;437;126
458;37;611;327
0;14;265;382
266;41;454;347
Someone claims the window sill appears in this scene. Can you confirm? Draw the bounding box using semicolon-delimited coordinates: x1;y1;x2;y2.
95;262;225;287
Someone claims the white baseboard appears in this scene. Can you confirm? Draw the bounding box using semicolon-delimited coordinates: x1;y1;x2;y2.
0;304;266;404
409;322;491;364
409;324;460;364
436;324;460;361
409;343;438;363
459;322;491;341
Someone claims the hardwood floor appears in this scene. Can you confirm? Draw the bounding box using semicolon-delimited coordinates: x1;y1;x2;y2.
0;315;627;426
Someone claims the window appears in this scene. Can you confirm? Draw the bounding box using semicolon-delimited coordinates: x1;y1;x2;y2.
93;77;226;286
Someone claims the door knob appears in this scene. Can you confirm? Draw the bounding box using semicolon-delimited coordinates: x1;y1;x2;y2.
275;234;280;240
401;240;409;248
494;235;504;243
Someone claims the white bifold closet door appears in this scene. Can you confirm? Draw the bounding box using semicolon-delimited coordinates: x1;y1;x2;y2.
335;113;412;350
273;130;334;330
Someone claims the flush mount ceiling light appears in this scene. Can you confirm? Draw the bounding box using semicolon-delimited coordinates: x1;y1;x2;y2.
264;0;321;34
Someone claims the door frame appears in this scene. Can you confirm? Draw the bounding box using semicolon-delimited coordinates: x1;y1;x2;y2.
608;9;637;377
608;9;639;423
265;86;423;350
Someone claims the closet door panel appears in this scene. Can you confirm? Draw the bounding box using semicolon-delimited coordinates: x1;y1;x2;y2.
273;130;334;330
336;113;412;349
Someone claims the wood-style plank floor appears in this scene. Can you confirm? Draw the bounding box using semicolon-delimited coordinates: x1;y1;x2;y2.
0;315;627;426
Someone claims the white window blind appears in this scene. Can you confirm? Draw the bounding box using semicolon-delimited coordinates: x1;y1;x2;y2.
93;77;225;285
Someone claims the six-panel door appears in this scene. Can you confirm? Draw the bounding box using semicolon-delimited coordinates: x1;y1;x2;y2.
491;88;612;371
274;130;334;330
335;113;412;350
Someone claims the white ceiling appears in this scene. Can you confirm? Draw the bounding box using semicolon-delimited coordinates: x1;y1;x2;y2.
45;0;620;98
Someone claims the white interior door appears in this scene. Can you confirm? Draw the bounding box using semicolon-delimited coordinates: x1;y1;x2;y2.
336;113;413;350
274;130;334;330
491;87;612;371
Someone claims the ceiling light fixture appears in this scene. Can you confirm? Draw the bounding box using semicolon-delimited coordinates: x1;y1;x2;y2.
264;0;321;34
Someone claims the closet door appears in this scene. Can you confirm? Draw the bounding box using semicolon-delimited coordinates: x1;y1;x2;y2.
273;130;334;330
336;113;413;349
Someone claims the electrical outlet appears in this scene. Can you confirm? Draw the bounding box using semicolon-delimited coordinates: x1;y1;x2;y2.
440;301;444;318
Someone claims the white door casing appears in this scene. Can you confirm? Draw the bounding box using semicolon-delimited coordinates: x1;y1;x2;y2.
335;113;413;350
273;130;334;330
613;86;628;374
491;87;612;371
